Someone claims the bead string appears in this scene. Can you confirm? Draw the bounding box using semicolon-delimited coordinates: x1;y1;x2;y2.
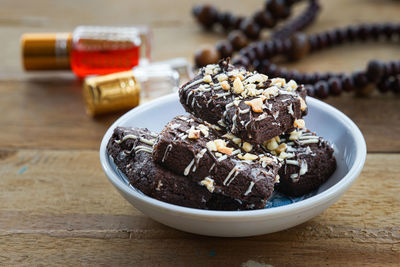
233;23;400;97
192;0;320;67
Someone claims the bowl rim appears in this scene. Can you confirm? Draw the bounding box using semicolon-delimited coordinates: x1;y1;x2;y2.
100;93;366;220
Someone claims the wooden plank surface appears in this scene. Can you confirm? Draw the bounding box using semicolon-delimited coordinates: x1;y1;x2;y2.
0;150;399;265
0;0;399;266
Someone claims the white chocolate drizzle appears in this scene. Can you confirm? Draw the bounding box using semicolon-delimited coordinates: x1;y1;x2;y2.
161;144;173;163
287;104;294;116
290;173;299;181
223;167;237;186
244;181;255;196
298;139;319;145
215;92;231;99
239;108;250;114
183;78;203;91
186;90;193;105
115;134;155;145
209;163;216;172
299;160;308;175
192;148;207;172
183;158;195;176
231;149;241;156
134;145;153;154
286;160;299;166
217;154;228;162
227;170;240;186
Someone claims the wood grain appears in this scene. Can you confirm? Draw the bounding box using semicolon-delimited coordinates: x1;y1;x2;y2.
0;0;399;265
0;79;399;152
0;150;399;265
0;0;399;152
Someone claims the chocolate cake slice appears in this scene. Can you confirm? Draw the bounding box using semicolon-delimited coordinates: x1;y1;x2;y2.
152;115;281;209
179;60;308;144
261;128;337;196
107;126;270;210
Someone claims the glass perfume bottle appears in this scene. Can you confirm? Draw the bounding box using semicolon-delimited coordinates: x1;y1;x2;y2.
82;58;193;116
21;25;151;77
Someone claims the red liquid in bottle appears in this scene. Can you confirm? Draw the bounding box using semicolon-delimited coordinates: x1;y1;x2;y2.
70;46;140;77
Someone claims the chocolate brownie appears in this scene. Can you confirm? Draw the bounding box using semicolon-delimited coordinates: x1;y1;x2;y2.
261;129;337;196
152;115;281;209
107;126;270;210
179;59;308;144
107;127;212;209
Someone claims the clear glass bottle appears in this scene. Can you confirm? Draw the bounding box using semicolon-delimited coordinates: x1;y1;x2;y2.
21;26;151;77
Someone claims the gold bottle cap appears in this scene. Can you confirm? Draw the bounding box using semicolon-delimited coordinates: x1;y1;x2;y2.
83;70;140;116
21;33;72;70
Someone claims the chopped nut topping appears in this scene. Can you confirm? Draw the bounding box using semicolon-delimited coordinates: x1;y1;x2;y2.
203;75;212;83
219;147;233;155
222;132;236;139
289;130;301;140
265;138;278;151
245;98;263;113
221;80;231;90
245;73;268;84
197;124;209;137
271;78;286;87
206;139;234;155
210;124;222;131
215;152;223;157
242;142;253;152
238;153;258;161
246;84;262;97
200;177;215;193
217;119;226;127
214;139;227;150
299;97;307;111
233;77;244;94
276;143;287;154
227;69;240;78
286;80;298;91
274;136;280;143
204;64;219;75
217;74;228;82
278;151;289;159
293;119;305;129
233;100;240;106
245;83;257;91
262;86;279;99
232;137;242;145
188;127;201;139
206;141;217;151
156;180;163;191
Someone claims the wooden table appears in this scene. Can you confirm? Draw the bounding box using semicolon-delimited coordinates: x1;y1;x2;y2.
1;0;399;265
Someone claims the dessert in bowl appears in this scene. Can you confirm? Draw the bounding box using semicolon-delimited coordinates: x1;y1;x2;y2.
100;62;366;237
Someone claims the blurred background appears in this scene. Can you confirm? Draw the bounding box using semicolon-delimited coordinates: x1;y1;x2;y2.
0;0;398;151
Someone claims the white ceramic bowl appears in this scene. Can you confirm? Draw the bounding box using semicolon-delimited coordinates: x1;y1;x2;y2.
100;93;366;237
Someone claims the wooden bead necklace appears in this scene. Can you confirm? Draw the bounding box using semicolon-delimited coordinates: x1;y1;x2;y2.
233;23;400;98
192;0;320;67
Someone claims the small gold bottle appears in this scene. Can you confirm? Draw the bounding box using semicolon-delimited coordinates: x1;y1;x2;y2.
83;71;140;116
82;58;192;116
